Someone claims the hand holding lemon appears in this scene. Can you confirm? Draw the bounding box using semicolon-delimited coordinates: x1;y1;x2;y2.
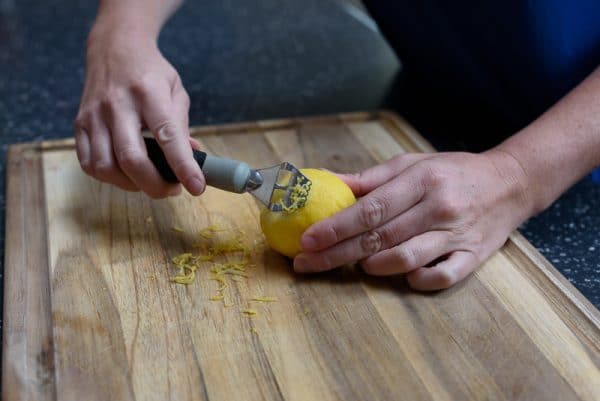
279;152;529;292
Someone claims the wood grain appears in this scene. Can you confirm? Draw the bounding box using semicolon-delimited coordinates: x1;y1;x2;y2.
3;145;56;401
3;111;600;401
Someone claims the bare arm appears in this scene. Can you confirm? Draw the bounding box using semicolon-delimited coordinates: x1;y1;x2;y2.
91;0;183;41
494;67;600;215
75;0;205;198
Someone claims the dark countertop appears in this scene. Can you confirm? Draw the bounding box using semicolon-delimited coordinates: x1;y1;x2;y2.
0;0;598;343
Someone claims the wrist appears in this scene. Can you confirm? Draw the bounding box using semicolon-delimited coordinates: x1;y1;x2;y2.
86;21;158;66
88;3;162;51
483;148;537;223
88;20;156;50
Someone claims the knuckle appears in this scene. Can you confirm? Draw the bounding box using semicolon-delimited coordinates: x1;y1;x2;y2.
421;165;445;188
130;74;156;96
92;159;114;179
79;159;93;175
358;197;387;229
393;246;417;271
154;120;179;144
99;89;128;113
360;230;382;255
116;146;145;171
466;230;484;251
436;268;458;289
435;193;462;220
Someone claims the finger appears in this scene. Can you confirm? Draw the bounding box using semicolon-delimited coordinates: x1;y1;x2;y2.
360;230;452;276
88;119;139;191
172;87;200;151
141;83;205;196
294;201;434;272
171;85;201;191
335;153;432;196
110;108;181;198
301;164;426;252
74;126;92;175
406;250;479;291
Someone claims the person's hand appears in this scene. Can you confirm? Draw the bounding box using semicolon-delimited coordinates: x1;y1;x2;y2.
74;29;204;198
293;151;532;290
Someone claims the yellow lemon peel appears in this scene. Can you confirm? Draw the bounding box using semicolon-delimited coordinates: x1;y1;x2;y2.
199;224;226;239
241;308;258;317
251;296;278;303
170;225;258;312
170;253;201;284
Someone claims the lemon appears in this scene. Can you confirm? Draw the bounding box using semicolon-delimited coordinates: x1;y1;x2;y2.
260;169;356;258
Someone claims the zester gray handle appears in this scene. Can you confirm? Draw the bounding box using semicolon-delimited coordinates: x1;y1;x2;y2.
201;154;251;193
144;137;251;194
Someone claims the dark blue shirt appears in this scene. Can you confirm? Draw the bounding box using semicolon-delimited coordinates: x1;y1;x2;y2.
364;0;600;151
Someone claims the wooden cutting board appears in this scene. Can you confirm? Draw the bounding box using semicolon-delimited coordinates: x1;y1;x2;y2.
3;111;600;401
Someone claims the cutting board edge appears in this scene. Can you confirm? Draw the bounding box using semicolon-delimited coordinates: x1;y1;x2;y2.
2;143;57;400
2;110;433;151
508;232;600;333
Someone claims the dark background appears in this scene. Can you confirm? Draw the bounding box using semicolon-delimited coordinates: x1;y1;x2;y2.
0;0;598;342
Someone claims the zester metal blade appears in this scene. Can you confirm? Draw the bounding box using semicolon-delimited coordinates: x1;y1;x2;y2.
248;162;311;211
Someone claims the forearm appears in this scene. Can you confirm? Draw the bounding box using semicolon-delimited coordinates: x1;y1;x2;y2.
491;66;600;216
91;0;183;42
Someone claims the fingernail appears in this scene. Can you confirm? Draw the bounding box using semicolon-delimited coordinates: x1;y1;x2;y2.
301;234;318;251
186;177;205;196
294;255;310;273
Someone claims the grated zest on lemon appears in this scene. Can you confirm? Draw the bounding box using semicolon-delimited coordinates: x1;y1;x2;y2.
277;180;312;213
